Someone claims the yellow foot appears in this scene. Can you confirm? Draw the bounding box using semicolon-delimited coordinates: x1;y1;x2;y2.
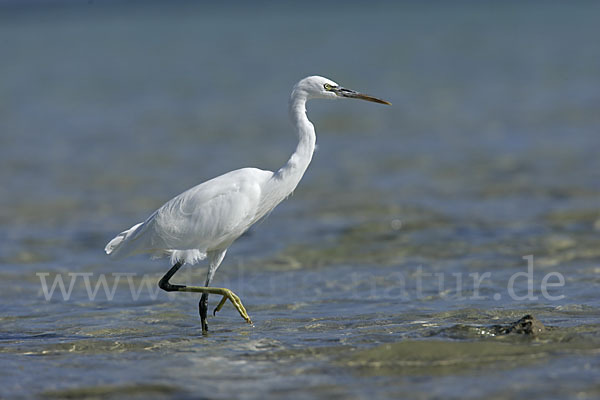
178;285;252;324
212;288;252;324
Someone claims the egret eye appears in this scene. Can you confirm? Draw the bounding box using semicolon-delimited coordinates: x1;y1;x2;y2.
324;83;333;91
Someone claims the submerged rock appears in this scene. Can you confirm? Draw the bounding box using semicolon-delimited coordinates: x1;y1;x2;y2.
490;314;545;336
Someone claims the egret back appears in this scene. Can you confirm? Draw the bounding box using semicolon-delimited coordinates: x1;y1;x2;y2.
105;167;274;265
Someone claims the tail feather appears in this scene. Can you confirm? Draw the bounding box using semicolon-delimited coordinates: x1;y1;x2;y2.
105;222;143;257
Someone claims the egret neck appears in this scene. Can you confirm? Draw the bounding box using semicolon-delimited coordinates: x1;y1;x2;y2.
269;87;316;201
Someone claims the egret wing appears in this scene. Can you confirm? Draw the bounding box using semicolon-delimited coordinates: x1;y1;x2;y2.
120;168;273;258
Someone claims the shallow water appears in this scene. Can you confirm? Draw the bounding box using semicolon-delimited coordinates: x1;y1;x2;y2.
1;1;600;399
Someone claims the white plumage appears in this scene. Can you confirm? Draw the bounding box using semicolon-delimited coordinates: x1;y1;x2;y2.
105;76;390;330
106;168;273;265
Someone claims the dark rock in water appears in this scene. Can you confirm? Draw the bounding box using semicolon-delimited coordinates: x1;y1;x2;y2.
491;315;545;336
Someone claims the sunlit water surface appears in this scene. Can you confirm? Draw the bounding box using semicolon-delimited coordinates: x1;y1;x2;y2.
1;2;599;399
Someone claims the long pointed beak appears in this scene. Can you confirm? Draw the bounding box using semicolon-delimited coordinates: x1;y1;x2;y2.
335;87;391;105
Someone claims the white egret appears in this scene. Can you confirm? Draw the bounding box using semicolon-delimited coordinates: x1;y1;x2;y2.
105;76;390;333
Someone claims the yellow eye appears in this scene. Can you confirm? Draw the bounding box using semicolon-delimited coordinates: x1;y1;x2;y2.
324;83;332;91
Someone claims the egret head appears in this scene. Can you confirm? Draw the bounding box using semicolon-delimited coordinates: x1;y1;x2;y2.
293;75;391;105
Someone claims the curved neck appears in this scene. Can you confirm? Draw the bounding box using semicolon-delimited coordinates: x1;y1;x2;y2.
272;91;316;190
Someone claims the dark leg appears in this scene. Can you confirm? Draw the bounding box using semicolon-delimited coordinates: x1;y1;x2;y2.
159;261;208;334
158;261;185;291
156;254;252;334
199;293;209;334
197;249;226;335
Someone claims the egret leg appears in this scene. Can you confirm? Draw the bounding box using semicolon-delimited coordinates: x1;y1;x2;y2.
199;293;209;334
157;261;251;334
198;249;228;334
158;261;185;291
